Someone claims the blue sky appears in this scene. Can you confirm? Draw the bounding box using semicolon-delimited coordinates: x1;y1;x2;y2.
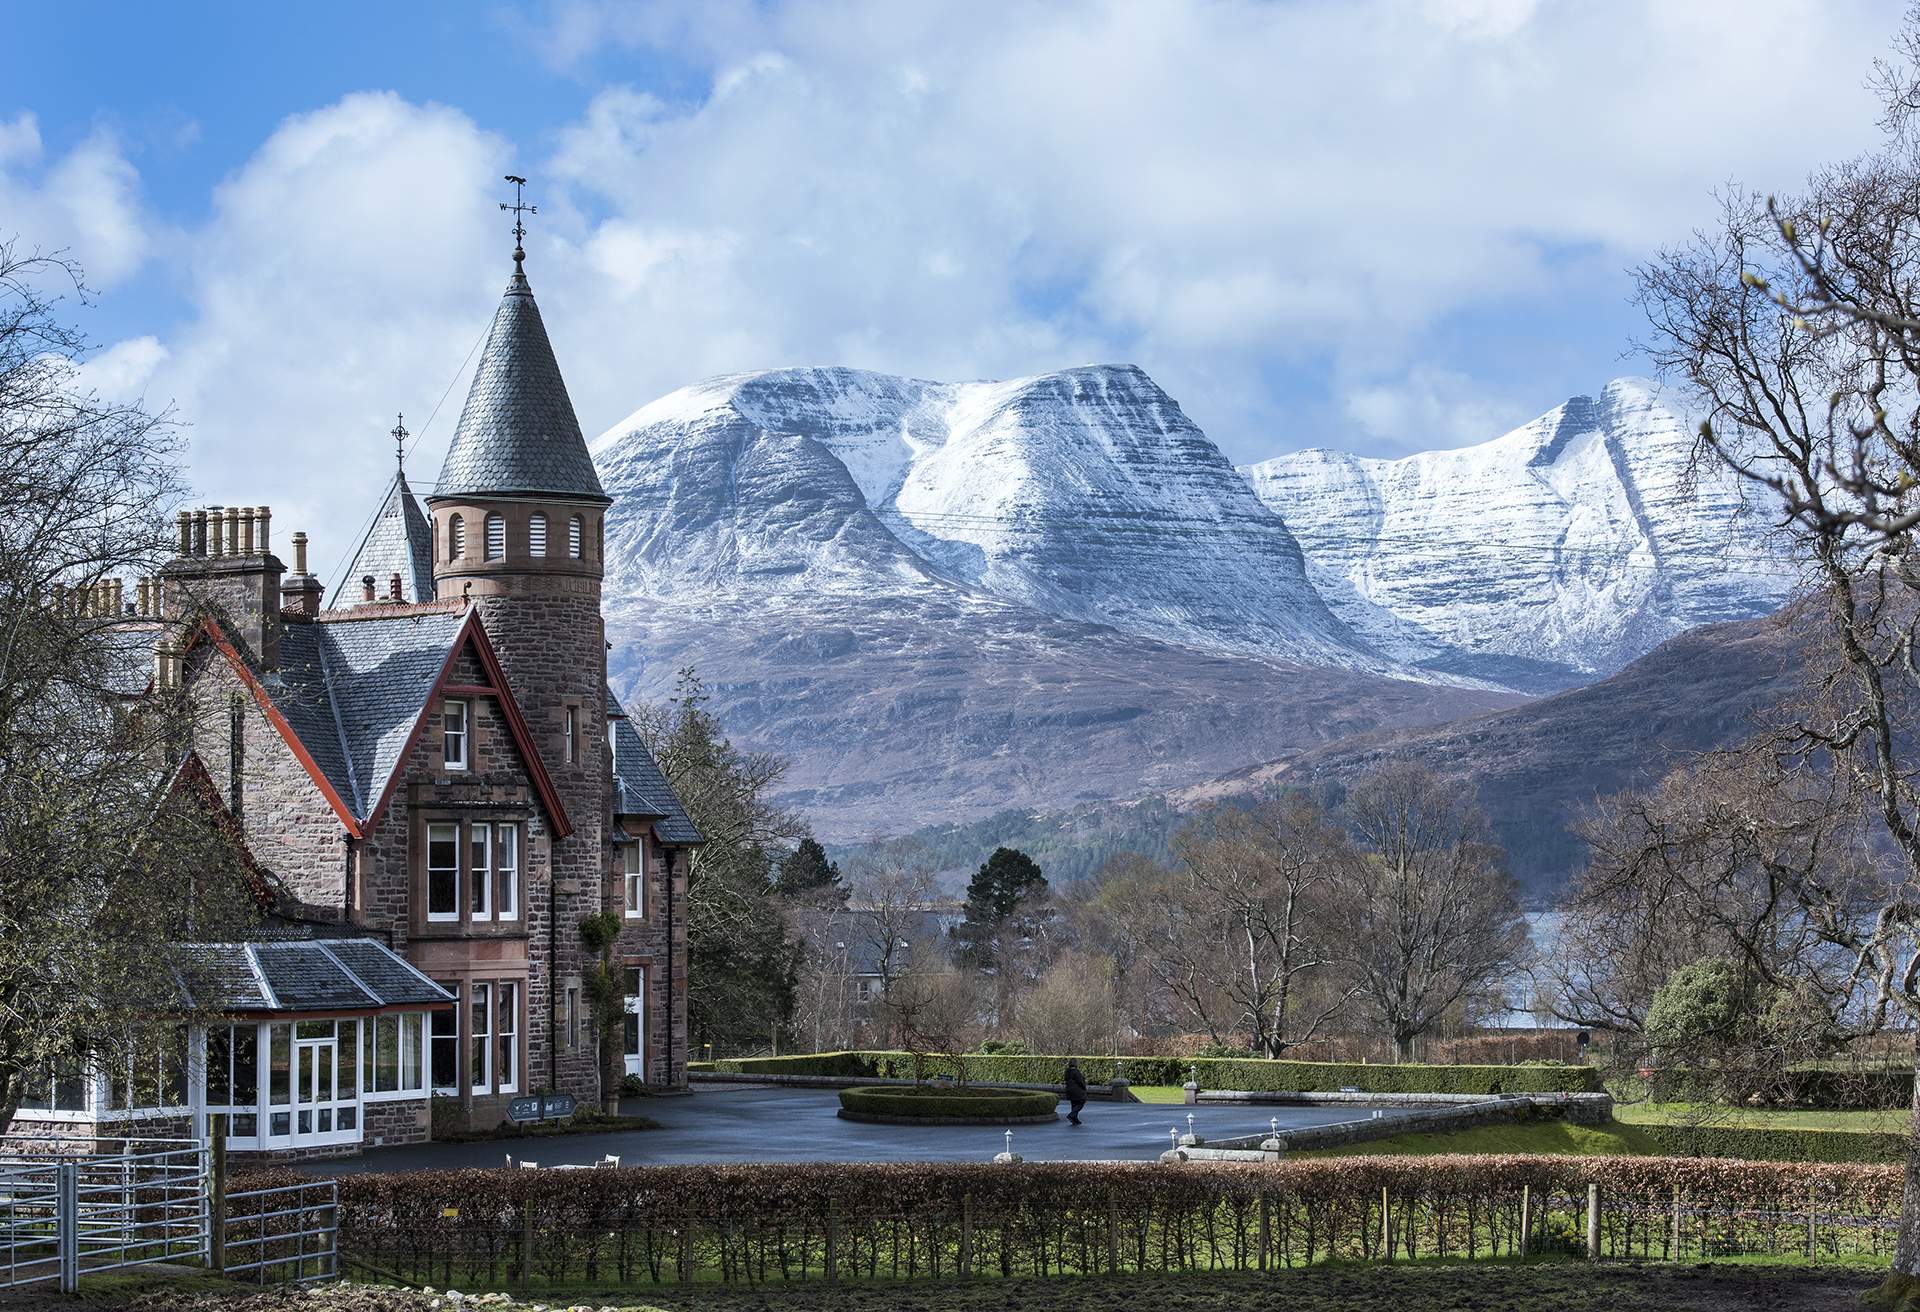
0;0;1893;572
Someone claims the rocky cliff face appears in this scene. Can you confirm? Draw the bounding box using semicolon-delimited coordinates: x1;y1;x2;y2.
1240;378;1796;691
591;365;1795;838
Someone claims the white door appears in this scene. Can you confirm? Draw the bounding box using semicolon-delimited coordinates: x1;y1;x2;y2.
623;967;646;1080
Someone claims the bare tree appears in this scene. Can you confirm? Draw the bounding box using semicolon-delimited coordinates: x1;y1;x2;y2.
843;838;937;1046
1630;10;1920;1282
1334;764;1528;1061
1131;797;1357;1056
882;944;981;1084
0;240;257;1122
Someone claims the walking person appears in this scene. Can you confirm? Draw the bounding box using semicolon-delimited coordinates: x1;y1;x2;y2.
1064;1058;1088;1126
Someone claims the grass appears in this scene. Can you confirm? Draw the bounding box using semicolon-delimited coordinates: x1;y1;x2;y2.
1299;1118;1657;1158
82;1265;1886;1311
1614;1103;1907;1133
1132;1084;1188;1104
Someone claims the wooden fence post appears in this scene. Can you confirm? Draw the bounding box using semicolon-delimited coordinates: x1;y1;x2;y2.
825;1202;838;1284
1671;1187;1682;1260
1380;1186;1390;1260
1807;1181;1817;1259
1518;1184;1529;1260
1107;1199;1121;1274
520;1200;534;1291
209;1114;227;1275
1257;1196;1269;1272
960;1195;973;1278
1586;1184;1600;1261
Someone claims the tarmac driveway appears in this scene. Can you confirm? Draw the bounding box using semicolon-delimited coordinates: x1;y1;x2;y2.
321;1084;1404;1173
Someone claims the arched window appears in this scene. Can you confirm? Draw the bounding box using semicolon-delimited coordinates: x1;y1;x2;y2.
485;513;505;560
449;514;465;560
528;513;547;558
568;515;583;559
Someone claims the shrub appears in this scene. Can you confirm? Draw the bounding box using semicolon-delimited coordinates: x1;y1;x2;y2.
703;1050;1602;1094
1636;1123;1903;1164
239;1155;1902;1292
838;1085;1056;1121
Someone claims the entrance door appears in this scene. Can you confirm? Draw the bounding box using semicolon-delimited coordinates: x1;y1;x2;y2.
294;1036;335;1137
623;967;646;1080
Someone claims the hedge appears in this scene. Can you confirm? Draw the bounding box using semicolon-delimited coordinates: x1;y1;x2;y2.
698;1050;1603;1095
1647;1067;1912;1110
247;1156;1900;1291
838;1086;1057;1121
1637;1123;1905;1164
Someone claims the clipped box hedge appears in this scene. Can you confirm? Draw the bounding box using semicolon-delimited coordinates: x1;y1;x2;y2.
1637;1123;1904;1164
838;1085;1057;1122
702;1050;1602;1095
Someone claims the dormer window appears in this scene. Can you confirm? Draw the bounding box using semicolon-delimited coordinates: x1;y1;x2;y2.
528;513;547;558
449;514;466;560
484;513;505;560
442;699;469;771
568;515;583;559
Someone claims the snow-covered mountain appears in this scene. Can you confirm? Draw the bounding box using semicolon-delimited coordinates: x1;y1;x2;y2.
588;365;1795;835
1240;378;1797;690
593;365;1374;671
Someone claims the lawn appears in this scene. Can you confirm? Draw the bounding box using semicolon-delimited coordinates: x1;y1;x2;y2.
1299;1117;1657;1157
95;1266;1884;1312
1613;1103;1908;1133
1132;1084;1188;1104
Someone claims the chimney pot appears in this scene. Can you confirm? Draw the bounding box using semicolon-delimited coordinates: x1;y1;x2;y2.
240;508;256;556
388;572;402;601
176;511;192;557
257;507;271;555
224;506;240;558
192;509;208;558
292;530;308;576
362;575;376;602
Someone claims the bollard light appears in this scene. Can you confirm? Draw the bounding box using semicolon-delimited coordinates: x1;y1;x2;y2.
1270;1117;1279;1138
1005;1130;1014;1155
1188;1113;1196;1135
1170;1127;1179;1149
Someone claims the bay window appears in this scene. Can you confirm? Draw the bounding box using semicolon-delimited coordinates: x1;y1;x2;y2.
427;823;459;921
469;984;492;1094
423;819;520;925
496;982;519;1094
495;825;519;919
470;824;492;918
430;983;460;1093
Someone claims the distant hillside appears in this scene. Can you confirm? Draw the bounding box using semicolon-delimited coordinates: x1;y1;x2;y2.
836;607;1806;904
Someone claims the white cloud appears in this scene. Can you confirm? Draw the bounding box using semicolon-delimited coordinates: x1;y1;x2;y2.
60;0;1902;576
76;335;169;400
0;112;149;286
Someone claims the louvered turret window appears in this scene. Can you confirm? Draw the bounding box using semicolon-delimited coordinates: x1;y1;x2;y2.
568;515;583;559
485;513;505;560
449;514;465;560
528;513;547;557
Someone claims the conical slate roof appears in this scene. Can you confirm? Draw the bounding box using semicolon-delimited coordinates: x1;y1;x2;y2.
328;470;436;609
433;269;608;503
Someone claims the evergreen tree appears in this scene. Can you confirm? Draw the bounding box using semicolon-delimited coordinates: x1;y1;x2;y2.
953;847;1048;968
775;837;844;902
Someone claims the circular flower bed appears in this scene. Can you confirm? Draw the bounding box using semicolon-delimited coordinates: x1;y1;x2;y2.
837;1084;1059;1125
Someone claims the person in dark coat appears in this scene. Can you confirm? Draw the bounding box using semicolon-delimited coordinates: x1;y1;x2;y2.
1064;1059;1088;1125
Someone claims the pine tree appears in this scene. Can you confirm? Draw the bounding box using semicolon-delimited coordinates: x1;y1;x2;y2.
954;847;1047;968
775;837;844;902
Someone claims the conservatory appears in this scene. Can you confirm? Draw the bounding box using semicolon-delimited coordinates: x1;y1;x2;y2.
10;938;452;1158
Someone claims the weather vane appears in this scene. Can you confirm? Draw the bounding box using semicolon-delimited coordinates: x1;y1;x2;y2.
500;175;536;269
391;413;408;474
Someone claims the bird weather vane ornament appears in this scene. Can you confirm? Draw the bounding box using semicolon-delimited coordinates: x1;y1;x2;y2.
500;174;537;269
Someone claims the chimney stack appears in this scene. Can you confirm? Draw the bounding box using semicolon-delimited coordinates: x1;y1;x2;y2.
280;530;324;619
388;572;402;601
159;503;288;669
361;575;376;602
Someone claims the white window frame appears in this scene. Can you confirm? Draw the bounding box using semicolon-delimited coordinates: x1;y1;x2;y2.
469;983;493;1095
495;982;519;1095
426;822;460;921
470;823;492;919
622;840;645;919
365;1012;426;1101
442;699;469;771
430;985;460;1095
495;824;519;920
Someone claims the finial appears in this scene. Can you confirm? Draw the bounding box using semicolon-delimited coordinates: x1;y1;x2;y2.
392;413;409;474
500;175;536;271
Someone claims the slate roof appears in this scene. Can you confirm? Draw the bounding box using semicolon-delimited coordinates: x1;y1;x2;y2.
608;690;703;845
433;270;608;503
328;471;436;609
267;608;468;819
176;939;452;1014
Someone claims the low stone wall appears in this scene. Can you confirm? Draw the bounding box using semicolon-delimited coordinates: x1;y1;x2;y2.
692;1071;1136;1101
1167;1093;1613;1162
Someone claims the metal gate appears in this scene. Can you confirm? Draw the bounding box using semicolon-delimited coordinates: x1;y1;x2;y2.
218;1179;337;1284
0;1136;206;1292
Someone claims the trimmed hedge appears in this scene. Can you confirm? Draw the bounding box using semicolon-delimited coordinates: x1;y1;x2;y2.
838;1085;1057;1121
700;1050;1602;1095
1637;1123;1904;1164
1646;1067;1912;1110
